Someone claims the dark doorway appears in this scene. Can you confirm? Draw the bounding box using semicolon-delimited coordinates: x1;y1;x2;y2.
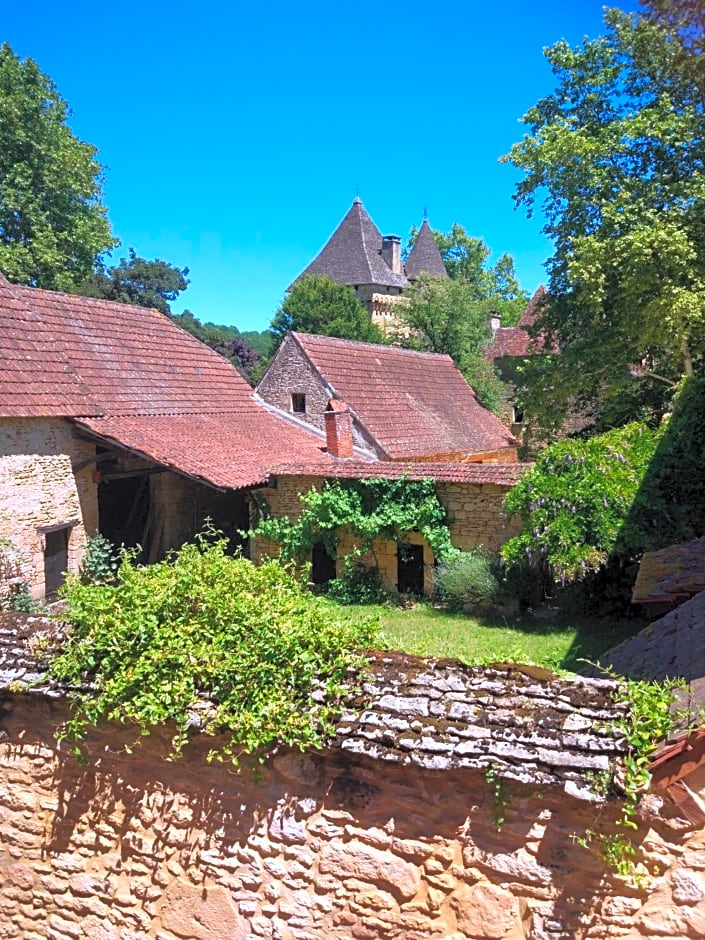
311;541;336;585
44;527;69;596
397;543;424;595
98;475;150;552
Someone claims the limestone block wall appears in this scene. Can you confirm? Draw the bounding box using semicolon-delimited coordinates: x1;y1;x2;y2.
1;693;705;940
438;482;520;553
0;418;97;599
251;476;519;591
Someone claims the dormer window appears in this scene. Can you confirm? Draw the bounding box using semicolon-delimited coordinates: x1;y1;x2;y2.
291;393;306;414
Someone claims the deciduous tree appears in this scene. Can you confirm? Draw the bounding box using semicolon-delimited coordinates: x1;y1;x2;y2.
268;275;384;353
503;0;705;428
82;248;189;314
0;43;114;290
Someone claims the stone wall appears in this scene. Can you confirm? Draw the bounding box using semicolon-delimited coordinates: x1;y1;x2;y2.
1;692;705;939
252;475;519;591
0;418;97;599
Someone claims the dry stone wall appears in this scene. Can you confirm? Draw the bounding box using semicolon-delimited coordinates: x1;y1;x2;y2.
0;418;97;599
1;692;705;939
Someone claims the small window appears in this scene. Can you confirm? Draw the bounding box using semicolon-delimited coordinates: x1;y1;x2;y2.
291;393;306;414
512;406;524;425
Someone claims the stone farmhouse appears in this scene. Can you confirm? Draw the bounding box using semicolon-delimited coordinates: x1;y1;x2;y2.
0;273;528;601
256;332;518;463
296;197;448;331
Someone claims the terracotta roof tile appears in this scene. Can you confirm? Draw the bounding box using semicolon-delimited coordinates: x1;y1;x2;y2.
75;412;342;490
292;333;517;459
485;285;548;361
273;460;530;486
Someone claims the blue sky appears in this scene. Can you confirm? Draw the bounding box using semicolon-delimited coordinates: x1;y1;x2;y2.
4;0;639;332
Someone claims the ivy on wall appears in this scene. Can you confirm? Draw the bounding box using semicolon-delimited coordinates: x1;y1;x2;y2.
251;477;457;565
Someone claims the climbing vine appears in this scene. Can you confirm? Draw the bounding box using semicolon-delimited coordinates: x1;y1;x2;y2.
49;533;378;763
251;477;457;566
576;673;682;882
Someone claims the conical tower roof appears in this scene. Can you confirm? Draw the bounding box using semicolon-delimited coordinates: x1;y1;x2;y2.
298;198;408;289
404;218;449;280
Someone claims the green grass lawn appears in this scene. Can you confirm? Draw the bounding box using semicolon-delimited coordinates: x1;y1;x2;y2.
325;600;642;674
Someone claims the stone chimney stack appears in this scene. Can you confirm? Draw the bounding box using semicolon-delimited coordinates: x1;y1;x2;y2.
381;235;402;275
490;314;501;335
324;400;354;458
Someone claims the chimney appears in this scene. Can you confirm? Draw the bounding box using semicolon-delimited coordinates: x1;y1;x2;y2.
324;400;354;458
381;235;402;275
490;313;501;335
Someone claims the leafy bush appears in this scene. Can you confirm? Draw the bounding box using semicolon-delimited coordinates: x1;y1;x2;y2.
502;423;660;583
325;556;389;605
50;534;379;763
434;549;503;610
79;533;119;585
8;581;41;613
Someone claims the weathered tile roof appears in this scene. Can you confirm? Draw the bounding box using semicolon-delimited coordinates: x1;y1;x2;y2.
292;332;518;459
298;198;409;290
0;612;628;794
273;460;529;486
75;413;337;490
0;274;96;416
632;537;705;605
404;219;449;281
485;285;547;361
0;275;253;417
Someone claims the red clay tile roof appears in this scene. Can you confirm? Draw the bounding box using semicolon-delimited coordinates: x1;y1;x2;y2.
0;277;253;417
485;285;548;361
272;461;530;485
291;332;517;459
75;413;343;490
0;275;96;416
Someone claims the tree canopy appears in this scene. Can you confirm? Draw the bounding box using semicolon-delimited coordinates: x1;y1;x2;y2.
406;223;529;326
0;43;115;290
81;248;189;314
503;0;705;428
400;274;508;413
268;275;385;353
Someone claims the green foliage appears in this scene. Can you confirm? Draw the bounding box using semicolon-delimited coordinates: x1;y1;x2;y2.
252;477;457;574
503;1;705;426
79;533;119;585
405;223;529;326
501;423;661;583
268;275;385;355
576;672;681;882
434;549;503;610
0;43;115;290
324;556;389;606
50;534;378;763
81;248;189;315
485;764;511;830
399;275;509;413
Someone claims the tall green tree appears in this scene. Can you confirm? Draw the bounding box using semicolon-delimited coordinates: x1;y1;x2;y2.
81;248;189;314
400;275;507;413
0;43;114;290
503;0;705;429
406;223;529;326
268;275;385;354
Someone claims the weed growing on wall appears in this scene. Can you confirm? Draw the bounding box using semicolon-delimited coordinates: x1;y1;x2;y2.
49;533;378;763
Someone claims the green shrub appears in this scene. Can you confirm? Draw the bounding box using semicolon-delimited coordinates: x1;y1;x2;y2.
8;581;41;613
325;556;388;605
79;533;119;585
434;549;503;610
50;533;379;763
